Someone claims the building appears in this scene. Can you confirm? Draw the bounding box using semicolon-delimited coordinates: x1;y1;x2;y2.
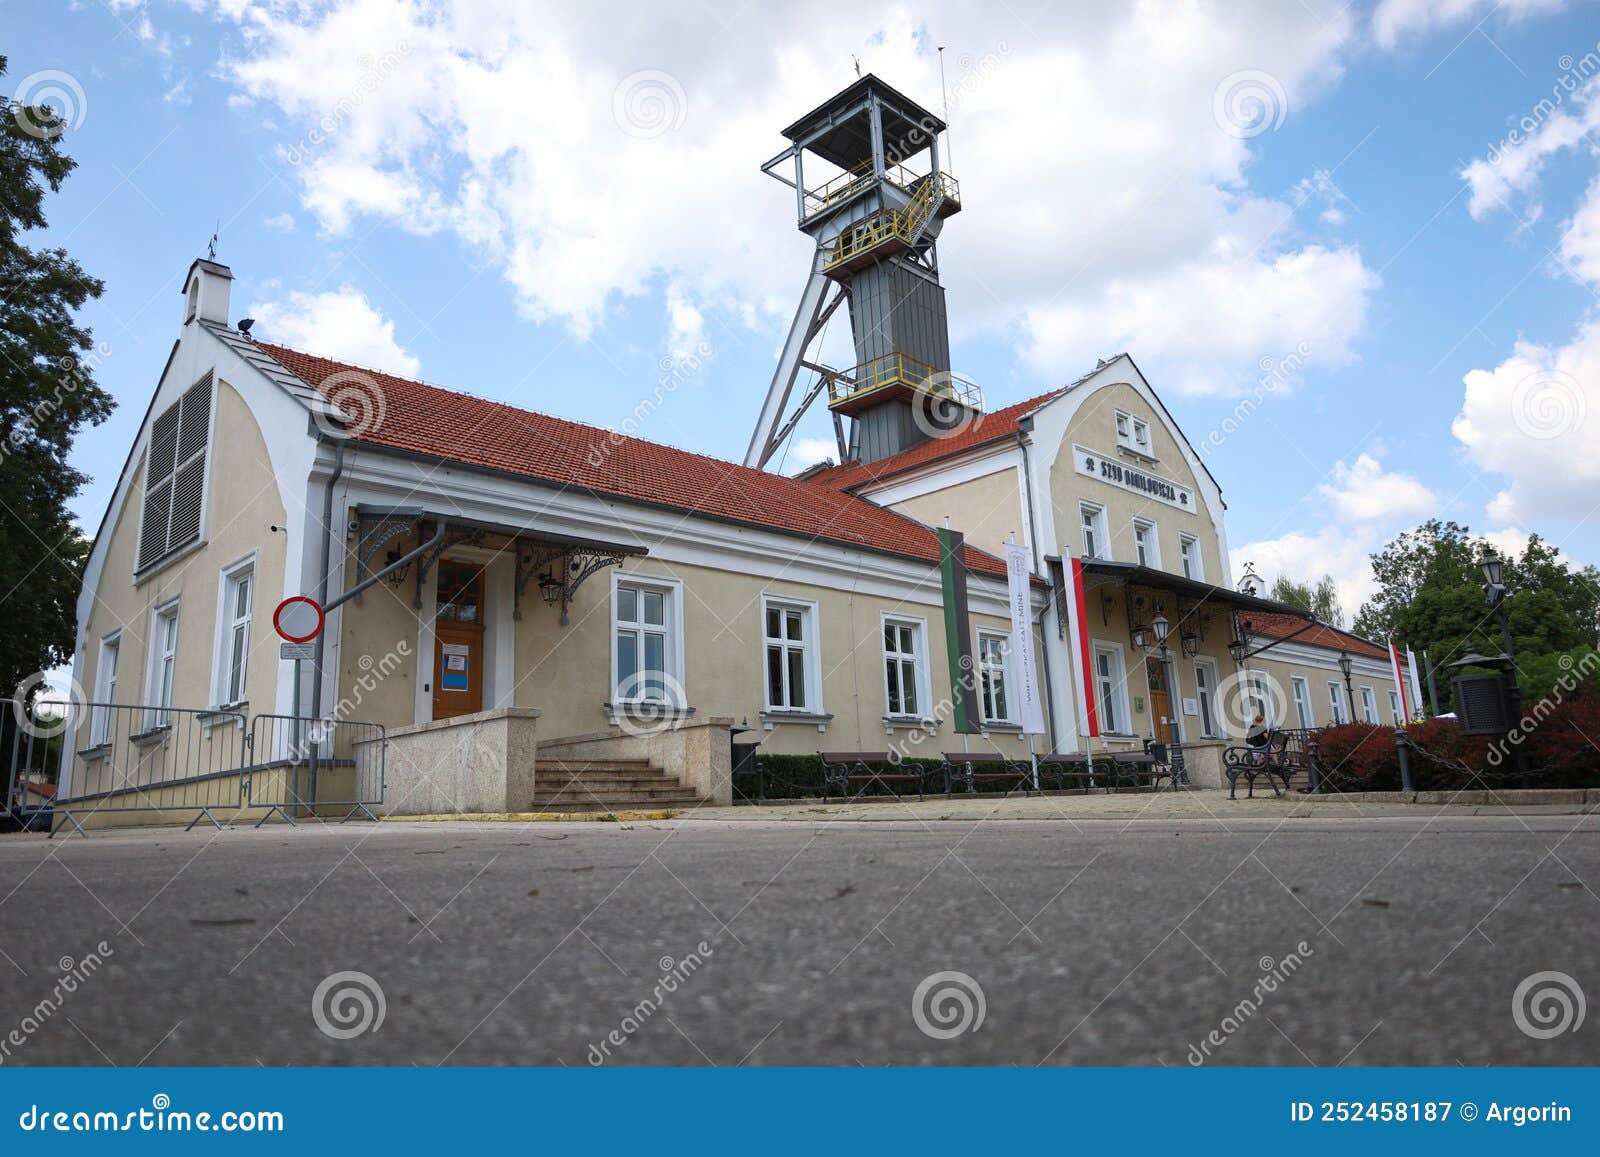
55;77;1415;828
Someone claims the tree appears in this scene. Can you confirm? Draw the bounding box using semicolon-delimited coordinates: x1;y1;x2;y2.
1353;520;1600;711
1269;573;1344;627
0;56;112;710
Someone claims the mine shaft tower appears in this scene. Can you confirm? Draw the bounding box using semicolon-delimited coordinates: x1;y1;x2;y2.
745;75;981;470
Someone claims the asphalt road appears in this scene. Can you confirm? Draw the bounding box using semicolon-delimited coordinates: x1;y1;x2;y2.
0;815;1596;1066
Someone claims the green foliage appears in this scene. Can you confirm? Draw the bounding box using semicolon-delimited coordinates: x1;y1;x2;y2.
0;56;112;703
1352;520;1600;713
1269;573;1344;627
1516;647;1600;703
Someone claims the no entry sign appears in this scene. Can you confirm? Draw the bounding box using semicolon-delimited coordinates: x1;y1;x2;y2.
273;596;325;644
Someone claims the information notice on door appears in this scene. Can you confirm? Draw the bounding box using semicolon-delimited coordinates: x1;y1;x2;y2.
441;643;470;691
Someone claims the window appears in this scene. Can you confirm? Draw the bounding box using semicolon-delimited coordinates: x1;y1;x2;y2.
763;597;819;713
1292;676;1314;730
883;616;927;718
613;577;681;704
1194;659;1220;737
145;602;180;729
1115;410;1153;455
137;374;211;573
1328;681;1345;725
1080;502;1108;559
214;561;254;706
91;633;120;746
1093;643;1129;734
977;631;1014;725
1360;685;1378;724
1389;690;1402;725
1132;519;1160;569
1246;672;1274;724
1179;535;1202;581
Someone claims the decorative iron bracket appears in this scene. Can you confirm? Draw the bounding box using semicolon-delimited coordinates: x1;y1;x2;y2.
351;513;420;605
513;542;568;621
412;523;486;609
559;550;627;626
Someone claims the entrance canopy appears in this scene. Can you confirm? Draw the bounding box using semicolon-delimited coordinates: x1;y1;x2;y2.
349;505;646;625
1062;559;1318;659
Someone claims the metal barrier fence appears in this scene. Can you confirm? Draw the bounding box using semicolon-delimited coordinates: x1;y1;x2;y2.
245;714;386;827
3;699;386;836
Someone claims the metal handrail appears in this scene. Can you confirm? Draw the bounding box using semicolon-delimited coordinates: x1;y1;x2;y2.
801;162;937;220
820;172;960;268
824;351;984;411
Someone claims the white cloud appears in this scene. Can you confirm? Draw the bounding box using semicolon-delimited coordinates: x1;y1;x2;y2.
1459;73;1600;222
249;285;421;378
1317;453;1437;522
262;211;297;232
1452;316;1600;522
787;437;840;473
1372;0;1566;51
1231;526;1380;619
215;0;1376;394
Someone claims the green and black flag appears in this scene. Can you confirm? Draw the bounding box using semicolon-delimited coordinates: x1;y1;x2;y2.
937;526;978;734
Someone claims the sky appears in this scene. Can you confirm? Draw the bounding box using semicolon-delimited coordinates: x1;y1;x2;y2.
9;0;1600;624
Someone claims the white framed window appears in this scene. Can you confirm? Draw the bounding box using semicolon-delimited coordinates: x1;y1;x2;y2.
212;557;254;707
882;615;929;718
1193;658;1220;738
1115;410;1153;455
1291;676;1314;730
1179;535;1202;581
137;374;211;573
1080;502;1108;560
91;632;121;746
1328;680;1345;724
612;574;683;705
1132;518;1160;569
1360;685;1378;724
1245;671;1274;725
1092;642;1131;735
145;601;180;729
761;596;821;713
977;631;1015;725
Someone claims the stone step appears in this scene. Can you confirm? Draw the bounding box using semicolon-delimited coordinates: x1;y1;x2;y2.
532;784;699;803
537;757;655;772
524;796;704;815
539;774;682;791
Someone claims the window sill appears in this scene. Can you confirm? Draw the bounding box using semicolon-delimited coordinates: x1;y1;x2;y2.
979;721;1023;734
129;724;171;746
1115;444;1159;466
761;709;833;733
882;715;939;735
132;536;208;586
604;700;695;726
77;743;112;762
200;705;247;730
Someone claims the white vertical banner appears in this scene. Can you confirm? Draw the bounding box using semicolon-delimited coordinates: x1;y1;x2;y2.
1406;647;1426;718
1005;542;1046;735
1387;641;1410;724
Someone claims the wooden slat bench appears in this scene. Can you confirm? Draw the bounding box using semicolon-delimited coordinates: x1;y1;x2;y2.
819;751;930;800
1035;754;1100;793
940;752;1036;797
1102;750;1172;792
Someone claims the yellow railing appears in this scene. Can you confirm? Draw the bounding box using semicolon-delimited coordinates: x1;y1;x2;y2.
801;163;953;221
824;352;983;412
821;173;959;270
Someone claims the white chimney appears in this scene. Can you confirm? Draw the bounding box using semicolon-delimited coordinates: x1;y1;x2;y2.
182;258;233;326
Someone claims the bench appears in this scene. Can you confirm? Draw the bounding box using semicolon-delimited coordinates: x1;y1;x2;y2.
941;752;1037;797
1224;732;1293;799
820;751;931;800
1103;749;1173;792
1035;754;1100;793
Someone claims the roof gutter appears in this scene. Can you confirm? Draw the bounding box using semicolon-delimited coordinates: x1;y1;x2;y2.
309;438;346;724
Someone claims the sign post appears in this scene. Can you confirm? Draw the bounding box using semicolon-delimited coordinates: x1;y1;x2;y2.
273;597;326;808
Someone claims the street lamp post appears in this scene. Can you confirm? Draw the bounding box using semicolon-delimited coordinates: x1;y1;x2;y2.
1337;651;1356;724
1480;551;1527;778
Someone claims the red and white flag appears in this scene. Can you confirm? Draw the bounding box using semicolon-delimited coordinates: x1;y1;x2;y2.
1065;558;1100;738
1388;641;1411;724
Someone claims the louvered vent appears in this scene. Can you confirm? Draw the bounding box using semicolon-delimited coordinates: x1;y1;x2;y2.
136;373;212;573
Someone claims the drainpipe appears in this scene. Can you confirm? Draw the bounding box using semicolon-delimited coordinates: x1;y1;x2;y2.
1016;427;1061;751
309;439;347;724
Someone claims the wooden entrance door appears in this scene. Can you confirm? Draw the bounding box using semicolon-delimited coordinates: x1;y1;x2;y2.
433;561;485;719
1147;659;1178;744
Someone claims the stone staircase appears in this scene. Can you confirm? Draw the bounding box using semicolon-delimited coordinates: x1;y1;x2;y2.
529;756;704;814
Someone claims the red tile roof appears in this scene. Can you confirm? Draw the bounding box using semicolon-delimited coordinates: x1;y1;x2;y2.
1240;611;1391;661
803;388;1065;491
256;343;1013;579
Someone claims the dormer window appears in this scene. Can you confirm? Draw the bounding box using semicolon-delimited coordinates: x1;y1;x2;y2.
1115;410;1152;456
137;373;211;573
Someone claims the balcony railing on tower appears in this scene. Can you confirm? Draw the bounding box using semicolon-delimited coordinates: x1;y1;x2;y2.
823;352;983;417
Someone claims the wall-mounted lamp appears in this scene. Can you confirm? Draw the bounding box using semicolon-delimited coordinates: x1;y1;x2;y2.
1180;631;1201;658
1227;638;1248;663
538;569;564;606
1151;613;1170;648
